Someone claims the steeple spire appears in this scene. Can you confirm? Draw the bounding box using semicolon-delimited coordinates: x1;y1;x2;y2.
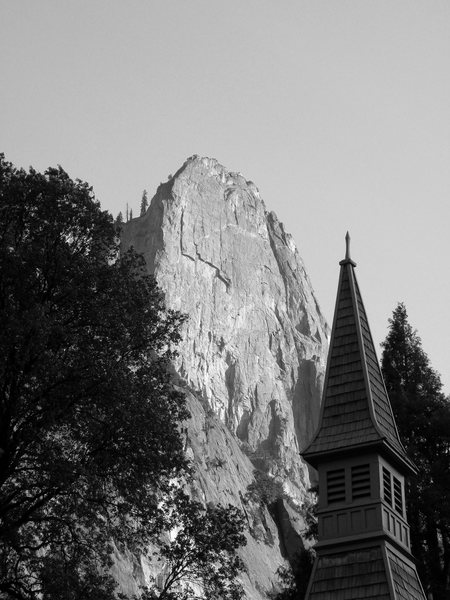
303;234;412;474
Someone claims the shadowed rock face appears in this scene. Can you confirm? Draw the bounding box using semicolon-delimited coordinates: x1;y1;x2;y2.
120;156;329;599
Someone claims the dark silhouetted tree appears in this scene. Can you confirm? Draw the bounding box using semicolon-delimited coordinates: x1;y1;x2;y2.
269;550;314;600
140;190;148;216
144;491;246;600
381;303;450;600
0;154;189;599
115;211;124;234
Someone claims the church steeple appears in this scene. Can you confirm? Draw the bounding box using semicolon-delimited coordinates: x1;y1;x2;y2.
302;236;426;600
303;234;414;476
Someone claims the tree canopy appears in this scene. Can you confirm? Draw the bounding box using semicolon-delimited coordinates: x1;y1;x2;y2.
145;492;246;600
0;155;192;598
381;303;450;600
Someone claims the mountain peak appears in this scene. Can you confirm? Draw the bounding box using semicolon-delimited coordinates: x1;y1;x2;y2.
120;157;329;598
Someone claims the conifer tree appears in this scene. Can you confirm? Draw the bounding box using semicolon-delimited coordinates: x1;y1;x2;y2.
140;189;148;216
129;208;133;220
381;303;450;600
115;211;124;233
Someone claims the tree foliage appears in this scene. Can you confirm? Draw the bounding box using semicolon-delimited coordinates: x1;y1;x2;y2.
269;550;314;600
0;155;189;598
144;491;246;600
116;211;124;227
245;470;285;508
381;303;450;600
140;190;149;217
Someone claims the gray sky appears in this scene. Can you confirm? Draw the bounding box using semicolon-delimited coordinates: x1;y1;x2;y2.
1;1;449;392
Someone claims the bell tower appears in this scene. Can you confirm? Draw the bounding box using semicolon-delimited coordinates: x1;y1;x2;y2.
302;235;426;599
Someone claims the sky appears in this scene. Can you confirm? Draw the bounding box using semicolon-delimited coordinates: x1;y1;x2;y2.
1;1;449;392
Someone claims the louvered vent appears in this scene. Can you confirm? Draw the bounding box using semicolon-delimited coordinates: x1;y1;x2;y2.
383;467;392;505
351;464;371;500
393;476;403;514
327;468;346;504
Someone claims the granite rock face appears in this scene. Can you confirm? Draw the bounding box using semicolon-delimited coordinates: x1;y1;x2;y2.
120;156;329;598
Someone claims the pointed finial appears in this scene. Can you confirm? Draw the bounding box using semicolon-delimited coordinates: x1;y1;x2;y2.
339;231;357;266
345;231;351;260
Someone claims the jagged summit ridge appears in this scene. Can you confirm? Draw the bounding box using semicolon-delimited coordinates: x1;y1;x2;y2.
175;155;263;200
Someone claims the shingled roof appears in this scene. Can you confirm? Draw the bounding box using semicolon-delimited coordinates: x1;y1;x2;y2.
307;547;426;600
303;234;413;472
387;550;427;600
307;547;391;600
